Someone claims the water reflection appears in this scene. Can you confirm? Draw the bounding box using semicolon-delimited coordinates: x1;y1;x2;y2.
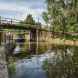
10;42;78;78
43;45;78;78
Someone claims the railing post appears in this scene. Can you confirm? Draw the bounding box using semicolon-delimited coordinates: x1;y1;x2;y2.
0;16;1;24
10;19;12;24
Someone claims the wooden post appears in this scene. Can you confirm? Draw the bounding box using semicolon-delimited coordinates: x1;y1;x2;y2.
10;19;12;24
30;29;37;42
29;29;36;54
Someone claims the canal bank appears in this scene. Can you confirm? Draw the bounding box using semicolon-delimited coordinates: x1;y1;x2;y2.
0;46;9;78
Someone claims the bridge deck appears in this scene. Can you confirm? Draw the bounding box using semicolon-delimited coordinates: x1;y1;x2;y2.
0;16;47;31
0;16;78;36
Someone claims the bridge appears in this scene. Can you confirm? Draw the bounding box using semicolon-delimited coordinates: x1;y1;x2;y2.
0;16;47;30
0;16;53;57
0;16;46;41
0;16;78;34
0;16;53;45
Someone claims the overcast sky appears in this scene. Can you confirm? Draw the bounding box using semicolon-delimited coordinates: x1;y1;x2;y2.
0;0;46;24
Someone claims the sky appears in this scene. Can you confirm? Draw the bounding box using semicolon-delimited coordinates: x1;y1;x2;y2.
0;0;46;24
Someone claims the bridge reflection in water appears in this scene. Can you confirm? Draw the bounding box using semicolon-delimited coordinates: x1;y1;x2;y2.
0;28;51;54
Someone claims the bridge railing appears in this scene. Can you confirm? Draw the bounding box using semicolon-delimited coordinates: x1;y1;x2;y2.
0;16;45;30
0;16;21;24
0;16;68;31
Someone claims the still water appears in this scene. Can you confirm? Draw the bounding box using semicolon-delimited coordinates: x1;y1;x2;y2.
10;42;78;78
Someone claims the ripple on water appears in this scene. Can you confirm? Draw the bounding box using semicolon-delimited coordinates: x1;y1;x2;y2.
13;52;54;78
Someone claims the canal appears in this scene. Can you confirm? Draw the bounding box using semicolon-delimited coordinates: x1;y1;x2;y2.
9;41;78;78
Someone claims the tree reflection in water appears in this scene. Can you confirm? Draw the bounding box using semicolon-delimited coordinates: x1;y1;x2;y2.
43;45;78;78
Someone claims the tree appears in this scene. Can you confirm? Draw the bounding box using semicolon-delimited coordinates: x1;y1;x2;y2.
45;0;67;33
19;14;42;28
24;14;35;25
43;0;78;33
42;12;49;24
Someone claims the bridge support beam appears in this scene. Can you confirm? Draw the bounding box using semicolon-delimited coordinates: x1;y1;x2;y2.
30;29;37;42
29;29;40;54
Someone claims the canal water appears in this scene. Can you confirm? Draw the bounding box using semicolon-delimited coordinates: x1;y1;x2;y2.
9;42;78;78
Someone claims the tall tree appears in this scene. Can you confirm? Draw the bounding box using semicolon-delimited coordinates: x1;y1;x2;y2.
24;14;35;25
19;14;42;28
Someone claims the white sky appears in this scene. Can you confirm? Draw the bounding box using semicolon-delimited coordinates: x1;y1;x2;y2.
0;0;46;24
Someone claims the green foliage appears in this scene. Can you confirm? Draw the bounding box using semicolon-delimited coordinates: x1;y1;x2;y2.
43;0;78;33
18;14;42;28
8;63;16;74
42;59;49;72
42;12;49;24
24;14;35;25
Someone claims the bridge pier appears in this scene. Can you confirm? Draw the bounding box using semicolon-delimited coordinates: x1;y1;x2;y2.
30;29;37;42
29;29;40;54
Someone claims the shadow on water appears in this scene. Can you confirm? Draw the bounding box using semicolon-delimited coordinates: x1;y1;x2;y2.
8;41;78;78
